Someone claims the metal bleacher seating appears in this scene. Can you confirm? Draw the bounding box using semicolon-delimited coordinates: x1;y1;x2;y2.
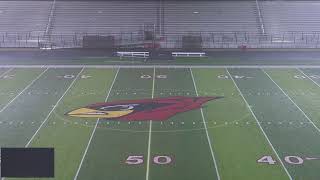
163;1;259;34
1;0;320;48
0;1;51;47
51;1;157;35
161;1;260;48
261;1;320;34
49;1;158;48
258;1;320;47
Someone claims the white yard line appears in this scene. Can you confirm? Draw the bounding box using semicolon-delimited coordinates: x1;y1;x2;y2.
226;68;293;180
25;68;84;147
1;68;83;180
190;68;221;180
146;67;155;180
0;68;48;113
262;69;320;134
0;68;14;78
297;68;320;91
74;68;120;180
3;65;320;69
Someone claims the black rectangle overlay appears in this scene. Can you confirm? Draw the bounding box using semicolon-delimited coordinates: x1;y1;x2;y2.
1;148;54;178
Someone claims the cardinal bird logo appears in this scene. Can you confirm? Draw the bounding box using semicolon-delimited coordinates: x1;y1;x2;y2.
66;96;222;121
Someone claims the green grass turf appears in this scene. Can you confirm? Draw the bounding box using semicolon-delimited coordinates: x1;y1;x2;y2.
76;68;152;180
16;68;118;180
0;68;81;147
229;68;320;180
192;68;288;179
266;68;320;128
0;68;44;110
150;68;218;180
1;67;320;180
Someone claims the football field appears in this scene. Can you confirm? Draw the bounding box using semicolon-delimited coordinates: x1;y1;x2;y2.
0;66;320;180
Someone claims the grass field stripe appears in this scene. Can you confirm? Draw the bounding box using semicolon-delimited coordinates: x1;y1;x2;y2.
263;69;320;134
0;68;82;180
297;68;320;91
74;68;120;180
152;67;155;98
0;68;48;113
226;68;293;180
0;68;14;78
25;68;84;148
73;119;99;180
146;67;155;180
190;68;221;180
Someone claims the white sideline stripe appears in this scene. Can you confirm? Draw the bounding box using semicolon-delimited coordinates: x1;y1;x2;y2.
190;68;221;180
0;68;48;113
1;68;82;180
73;68;120;180
262;69;320;134
297;67;320;131
226;68;293;180
3;65;320;69
146;67;155;180
0;68;14;78
297;68;320;92
25;67;84;147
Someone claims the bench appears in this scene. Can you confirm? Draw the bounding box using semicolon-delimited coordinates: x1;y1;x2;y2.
172;52;206;57
117;51;149;59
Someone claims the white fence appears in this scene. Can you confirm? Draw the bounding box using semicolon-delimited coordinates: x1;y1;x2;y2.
1;32;320;49
172;52;206;57
117;51;149;59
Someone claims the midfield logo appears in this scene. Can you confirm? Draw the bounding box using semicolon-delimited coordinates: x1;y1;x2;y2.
66;96;222;121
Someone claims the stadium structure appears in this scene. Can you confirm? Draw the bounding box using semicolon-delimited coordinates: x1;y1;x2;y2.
1;0;320;49
1;1;320;180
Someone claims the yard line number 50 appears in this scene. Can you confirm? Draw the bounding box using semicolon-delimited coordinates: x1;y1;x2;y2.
125;155;172;165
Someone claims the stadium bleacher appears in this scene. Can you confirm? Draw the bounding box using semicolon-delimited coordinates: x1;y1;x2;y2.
261;1;320;34
51;1;157;35
0;1;52;47
163;1;259;34
0;1;51;35
0;0;320;48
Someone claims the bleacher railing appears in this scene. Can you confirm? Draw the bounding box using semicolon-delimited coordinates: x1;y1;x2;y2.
1;32;320;49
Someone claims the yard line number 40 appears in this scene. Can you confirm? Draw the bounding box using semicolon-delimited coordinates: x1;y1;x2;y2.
258;155;305;165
